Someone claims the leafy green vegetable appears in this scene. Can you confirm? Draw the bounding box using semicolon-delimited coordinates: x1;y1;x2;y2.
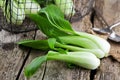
36;5;110;56
17;0;41;14
47;51;100;69
58;36;99;49
54;0;75;17
75;32;110;56
39;5;75;35
3;0;25;25
28;13;70;37
24;51;100;77
18;38;56;50
28;5;76;38
24;56;47;77
18;37;105;58
18;4;111;78
55;42;105;58
48;38;56;49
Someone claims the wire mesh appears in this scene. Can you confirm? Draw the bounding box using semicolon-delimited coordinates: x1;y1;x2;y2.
0;0;4;31
0;0;94;33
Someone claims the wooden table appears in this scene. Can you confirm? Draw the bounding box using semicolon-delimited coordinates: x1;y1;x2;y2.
0;0;120;80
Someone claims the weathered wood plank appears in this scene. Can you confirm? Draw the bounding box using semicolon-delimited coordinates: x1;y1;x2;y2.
72;14;92;32
43;61;90;80
94;0;120;61
44;61;71;80
94;0;120;25
0;30;35;80
94;57;120;80
93;0;120;80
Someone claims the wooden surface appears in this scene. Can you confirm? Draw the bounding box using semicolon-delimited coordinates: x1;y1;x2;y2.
0;0;120;80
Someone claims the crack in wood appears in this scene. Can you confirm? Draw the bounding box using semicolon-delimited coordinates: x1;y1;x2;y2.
15;30;37;80
108;56;120;63
89;8;98;80
90;69;97;80
41;61;47;80
90;8;96;28
15;49;32;80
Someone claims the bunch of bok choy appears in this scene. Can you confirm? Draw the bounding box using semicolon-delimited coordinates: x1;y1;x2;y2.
2;0;25;25
18;5;111;78
1;0;75;25
1;0;41;25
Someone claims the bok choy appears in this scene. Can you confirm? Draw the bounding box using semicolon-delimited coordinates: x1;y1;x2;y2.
18;5;111;78
24;51;100;77
18;0;41;14
1;0;40;25
18;37;105;58
54;0;75;17
28;5;110;57
75;32;110;56
3;0;25;25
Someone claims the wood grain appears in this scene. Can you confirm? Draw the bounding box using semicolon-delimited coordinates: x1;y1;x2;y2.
94;57;120;80
93;0;120;80
94;0;120;62
95;0;120;25
0;30;35;80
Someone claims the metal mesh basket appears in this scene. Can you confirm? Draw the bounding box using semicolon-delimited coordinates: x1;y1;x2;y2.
0;0;94;33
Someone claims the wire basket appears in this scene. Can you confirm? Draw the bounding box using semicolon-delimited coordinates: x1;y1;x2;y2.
0;0;94;33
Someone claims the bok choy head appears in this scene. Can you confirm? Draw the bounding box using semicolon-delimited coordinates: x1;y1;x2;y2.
24;51;100;77
27;5;110;57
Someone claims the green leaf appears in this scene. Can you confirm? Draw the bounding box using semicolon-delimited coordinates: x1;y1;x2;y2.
39;5;75;35
48;38;56;49
18;40;50;50
28;13;69;37
24;56;47;77
18;38;58;50
67;63;76;69
40;4;64;18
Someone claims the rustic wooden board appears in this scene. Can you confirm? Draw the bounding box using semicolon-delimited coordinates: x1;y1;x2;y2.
43;61;90;80
94;0;120;61
94;0;120;25
93;0;120;80
0;30;35;80
94;57;120;80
